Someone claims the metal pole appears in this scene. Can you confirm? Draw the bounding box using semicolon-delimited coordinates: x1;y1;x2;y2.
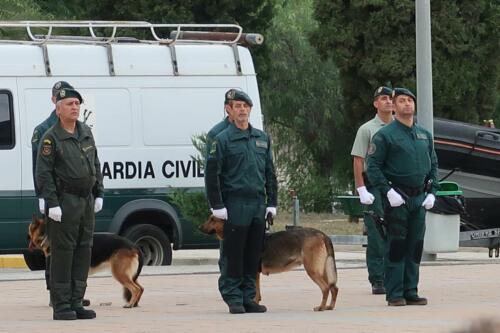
293;196;300;226
416;0;437;262
415;0;434;135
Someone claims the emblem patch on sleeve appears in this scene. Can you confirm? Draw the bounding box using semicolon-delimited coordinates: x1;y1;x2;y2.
209;141;217;156
42;144;52;156
367;143;376;155
31;130;40;143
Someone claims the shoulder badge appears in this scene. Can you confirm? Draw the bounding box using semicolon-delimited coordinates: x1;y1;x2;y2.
31;130;40;143
367;143;376;155
209;140;217;156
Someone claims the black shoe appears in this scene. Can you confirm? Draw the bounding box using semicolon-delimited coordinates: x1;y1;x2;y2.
73;307;96;319
243;301;267;313
387;298;406;306
228;304;245;314
53;309;77;320
405;296;428;305
82;299;91;307
371;282;386;295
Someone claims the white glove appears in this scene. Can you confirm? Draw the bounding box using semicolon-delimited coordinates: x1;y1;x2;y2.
422;193;436;210
212;207;228;220
48;206;62;222
387;188;405;207
266;207;277;218
38;198;45;214
94;197;103;213
356;186;375;205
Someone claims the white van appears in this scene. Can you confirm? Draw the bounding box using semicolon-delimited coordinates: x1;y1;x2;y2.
0;21;264;268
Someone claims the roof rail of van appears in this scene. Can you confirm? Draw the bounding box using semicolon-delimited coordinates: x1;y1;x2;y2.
0;21;263;46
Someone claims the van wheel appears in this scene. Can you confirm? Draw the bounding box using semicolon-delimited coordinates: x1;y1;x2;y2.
123;224;172;266
23;250;46;271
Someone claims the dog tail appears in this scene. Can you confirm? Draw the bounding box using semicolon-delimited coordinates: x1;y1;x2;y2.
323;235;338;287
123;248;144;302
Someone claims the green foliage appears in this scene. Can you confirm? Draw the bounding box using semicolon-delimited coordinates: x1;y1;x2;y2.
167;189;210;228
261;0;350;211
0;0;50;39
311;0;499;126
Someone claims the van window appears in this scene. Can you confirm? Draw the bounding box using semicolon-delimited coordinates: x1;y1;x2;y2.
0;91;14;149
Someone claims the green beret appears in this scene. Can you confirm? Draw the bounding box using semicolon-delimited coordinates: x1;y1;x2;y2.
373;86;393;99
52;81;73;97
392;87;416;102
56;88;83;103
226;89;253;107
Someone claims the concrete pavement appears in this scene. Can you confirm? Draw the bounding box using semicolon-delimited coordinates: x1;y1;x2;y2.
0;247;500;332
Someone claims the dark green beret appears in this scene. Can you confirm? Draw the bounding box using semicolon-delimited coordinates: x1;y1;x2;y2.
392;87;416;102
226;89;253;107
52;81;73;97
373;86;393;99
56;88;83;103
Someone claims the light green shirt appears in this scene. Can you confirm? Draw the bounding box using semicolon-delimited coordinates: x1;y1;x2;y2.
351;114;389;170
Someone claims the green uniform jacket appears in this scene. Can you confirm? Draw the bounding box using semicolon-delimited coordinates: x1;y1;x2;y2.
36;120;104;208
205;123;277;209
31;110;58;196
366;119;439;195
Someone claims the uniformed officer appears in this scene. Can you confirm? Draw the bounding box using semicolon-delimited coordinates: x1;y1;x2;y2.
36;88;104;320
351;86;393;295
205;90;278;314
366;87;438;306
31;81;74;301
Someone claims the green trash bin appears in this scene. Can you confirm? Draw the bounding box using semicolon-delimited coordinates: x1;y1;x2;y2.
423;181;463;253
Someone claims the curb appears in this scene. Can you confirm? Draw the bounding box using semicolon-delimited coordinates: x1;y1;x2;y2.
0;255;27;269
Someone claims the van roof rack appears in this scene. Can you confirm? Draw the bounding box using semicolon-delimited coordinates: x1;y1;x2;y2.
0;21;263;46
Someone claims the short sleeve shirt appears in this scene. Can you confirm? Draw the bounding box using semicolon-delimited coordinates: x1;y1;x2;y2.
351;114;389;170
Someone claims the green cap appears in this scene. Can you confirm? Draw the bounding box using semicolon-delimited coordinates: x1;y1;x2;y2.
226;89;253;107
55;88;83;103
373;86;393;99
392;87;416;102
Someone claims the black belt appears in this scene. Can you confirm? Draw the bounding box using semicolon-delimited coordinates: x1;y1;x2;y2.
59;183;91;198
394;185;423;197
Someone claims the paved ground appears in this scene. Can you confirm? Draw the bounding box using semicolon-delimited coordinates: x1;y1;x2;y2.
0;248;499;333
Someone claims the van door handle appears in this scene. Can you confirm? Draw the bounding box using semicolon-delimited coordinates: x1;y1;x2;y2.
476;131;500;142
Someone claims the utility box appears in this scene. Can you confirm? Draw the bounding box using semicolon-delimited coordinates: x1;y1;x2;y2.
423;182;463;253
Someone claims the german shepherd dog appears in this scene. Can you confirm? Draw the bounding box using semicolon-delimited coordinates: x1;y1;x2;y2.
28;215;144;308
199;216;339;311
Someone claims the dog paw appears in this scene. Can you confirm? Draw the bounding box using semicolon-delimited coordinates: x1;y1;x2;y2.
313;306;325;312
123;304;133;308
325;305;334;310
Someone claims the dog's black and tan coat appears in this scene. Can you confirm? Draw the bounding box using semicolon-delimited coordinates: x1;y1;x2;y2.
28;215;144;308
199;216;339;311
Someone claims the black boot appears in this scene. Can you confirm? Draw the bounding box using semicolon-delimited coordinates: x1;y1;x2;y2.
228;304;245;314
244;301;267;313
73;307;96;319
405;296;428;305
53;309;77;320
371;281;386;295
